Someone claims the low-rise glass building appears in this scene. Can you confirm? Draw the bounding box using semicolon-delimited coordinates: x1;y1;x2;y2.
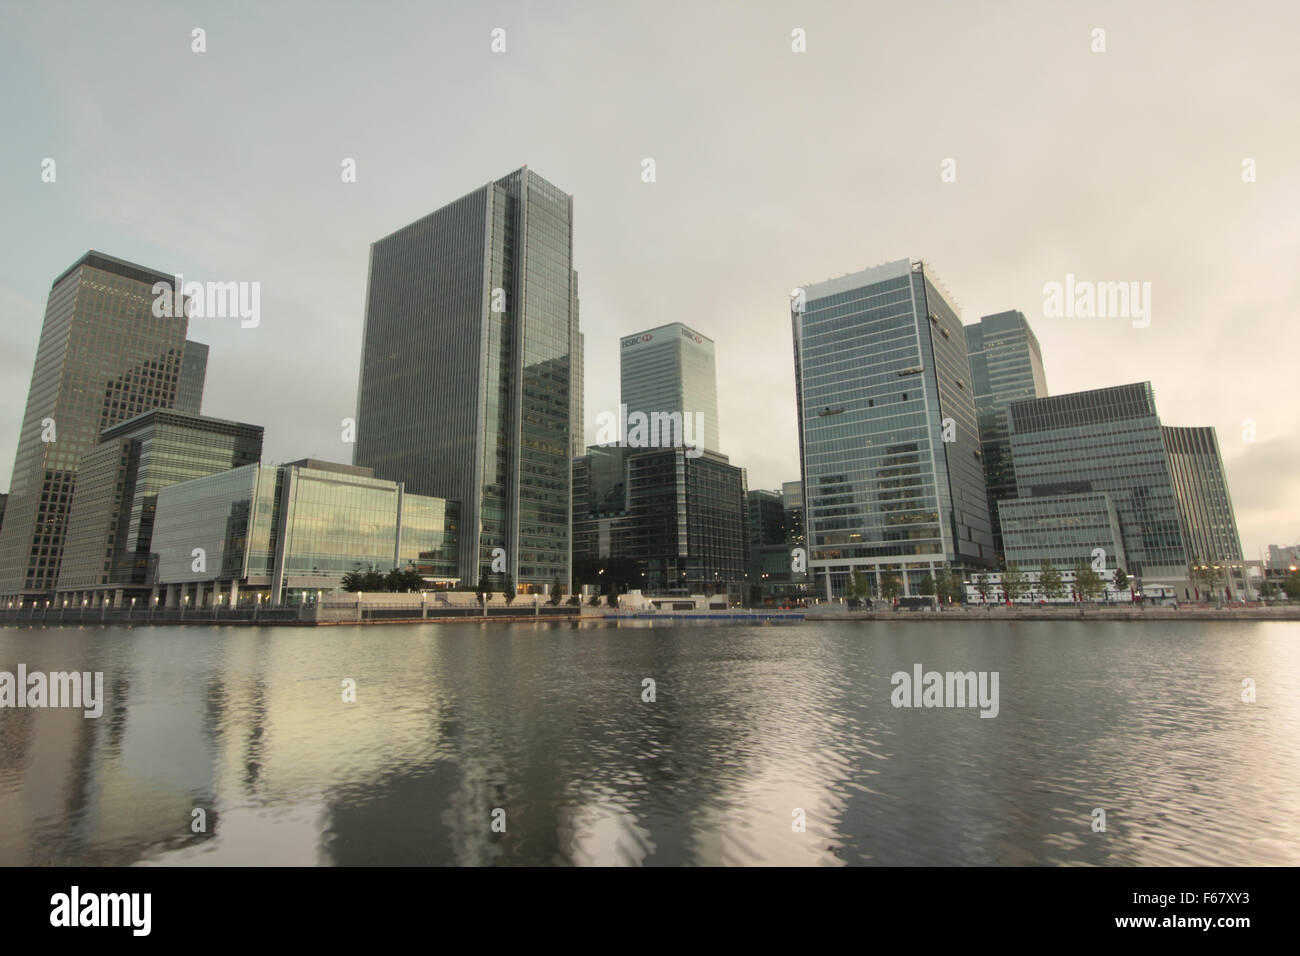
151;459;458;606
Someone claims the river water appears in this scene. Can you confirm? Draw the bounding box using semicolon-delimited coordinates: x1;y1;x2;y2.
1;619;1296;865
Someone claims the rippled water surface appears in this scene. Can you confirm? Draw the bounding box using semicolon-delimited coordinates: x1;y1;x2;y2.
2;619;1297;865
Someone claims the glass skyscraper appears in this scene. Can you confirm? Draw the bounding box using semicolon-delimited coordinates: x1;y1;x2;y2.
619;322;721;454
1162;426;1243;565
964;310;1049;557
353;168;578;589
792;258;993;598
1005;382;1187;581
56;410;263;602
0;251;207;604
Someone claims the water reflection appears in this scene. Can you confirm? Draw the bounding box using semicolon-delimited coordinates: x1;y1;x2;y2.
1;619;1297;865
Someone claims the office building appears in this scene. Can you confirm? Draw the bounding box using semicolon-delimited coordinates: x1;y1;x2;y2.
0;251;207;604
781;480;804;545
353;168;577;590
626;447;747;595
997;492;1127;572
620;322;721;454
1162;426;1244;565
964;310;1049;556
571;445;633;564
56;410;263;605
792;258;993;598
151;459;459;607
175;340;209;415
1004;382;1187;583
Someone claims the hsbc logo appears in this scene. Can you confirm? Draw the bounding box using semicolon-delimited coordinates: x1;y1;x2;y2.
621;333;653;348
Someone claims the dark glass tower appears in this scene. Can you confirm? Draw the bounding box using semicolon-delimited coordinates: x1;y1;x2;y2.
0;252;203;604
964;310;1049;557
353;168;578;589
792;258;993;598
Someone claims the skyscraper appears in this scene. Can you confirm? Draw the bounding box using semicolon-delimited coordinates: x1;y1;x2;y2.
1003;382;1187;582
1162;426;1244;566
353;168;578;589
964;310;1049;557
0;252;203;604
792;258;993;598
56;410;263;604
619;322;720;454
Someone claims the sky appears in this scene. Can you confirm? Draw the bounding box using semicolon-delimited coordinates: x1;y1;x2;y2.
0;0;1296;558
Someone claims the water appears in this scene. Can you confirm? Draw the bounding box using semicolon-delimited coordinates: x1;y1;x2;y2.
1;619;1297;866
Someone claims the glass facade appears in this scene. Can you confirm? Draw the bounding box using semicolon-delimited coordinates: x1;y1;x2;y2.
1007;382;1186;578
792;258;992;597
619;322;721;454
354;168;575;588
56;411;263;592
625;448;747;595
964;310;1049;557
997;492;1127;571
0;252;197;602
1162;426;1243;565
152;461;458;603
175;340;209;415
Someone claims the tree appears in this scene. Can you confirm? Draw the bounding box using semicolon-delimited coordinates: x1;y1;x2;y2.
848;569;871;607
917;573;936;598
1074;562;1104;602
1114;567;1129;593
880;574;902;601
1039;561;1064;601
588;592;602;607
1001;562;1028;603
974;572;991;603
548;576;564;605
341;570;363;592
1191;560;1222;602
1282;572;1300;601
1258;580;1278;600
934;567;958;605
502;574;516;606
477;571;492;604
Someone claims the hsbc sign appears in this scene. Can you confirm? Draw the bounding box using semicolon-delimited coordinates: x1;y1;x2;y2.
621;333;653;348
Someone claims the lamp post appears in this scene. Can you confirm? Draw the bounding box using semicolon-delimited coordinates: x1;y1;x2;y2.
129;596;136;622
182;594;189;621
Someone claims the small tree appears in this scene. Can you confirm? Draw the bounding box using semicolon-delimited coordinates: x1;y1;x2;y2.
1114;567;1129;593
880;574;902;601
1039;561;1064;601
934;567;957;605
548;576;563;605
341;570;363;592
477;571;492;604
1258;580;1278;601
503;574;516;606
1281;572;1300;600
1074;563;1104;602
1001;562;1028;603
917;573;936;599
848;569;870;606
974;572;991;603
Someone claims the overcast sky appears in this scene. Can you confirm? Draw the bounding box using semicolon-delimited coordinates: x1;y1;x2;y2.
0;0;1296;558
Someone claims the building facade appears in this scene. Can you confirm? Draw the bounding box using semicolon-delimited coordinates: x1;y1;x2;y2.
792;258;994;598
625;448;747;595
619;322;721;455
55;410;263;604
1161;426;1244;565
1005;382;1187;584
964;310;1049;557
353;167;577;590
996;492;1128;573
150;459;459;607
0;251;208;604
